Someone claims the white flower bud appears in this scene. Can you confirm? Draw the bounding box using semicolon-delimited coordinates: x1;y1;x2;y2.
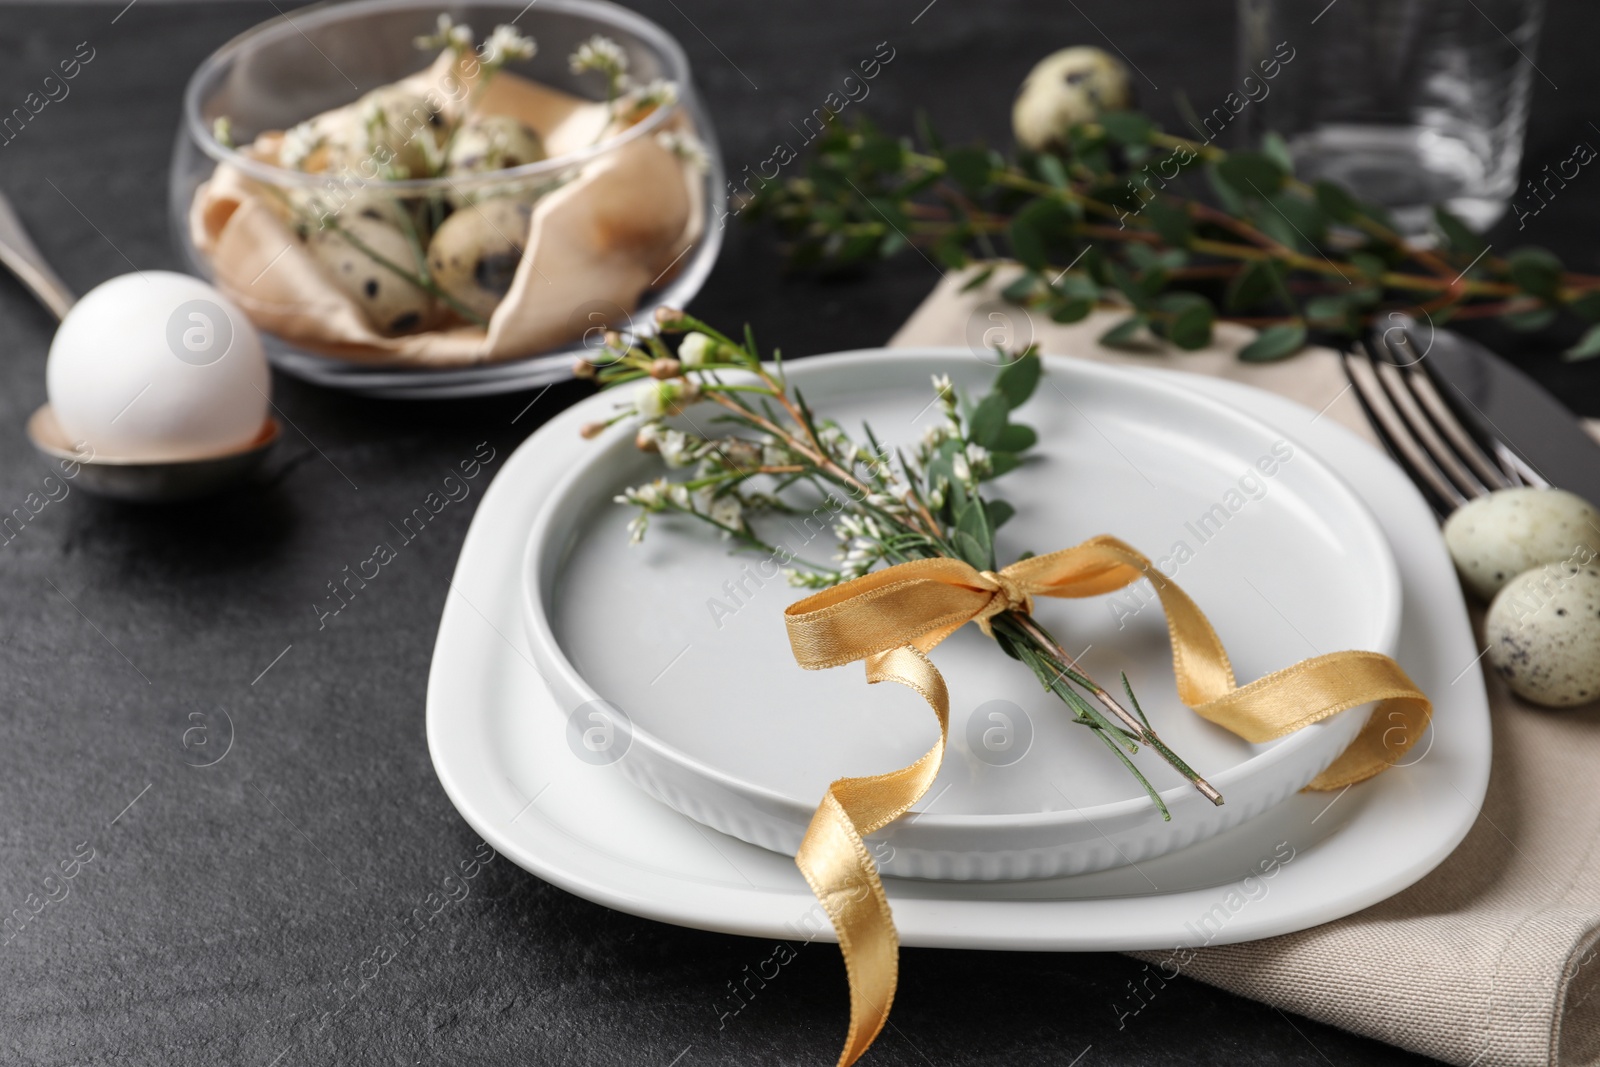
679;332;715;368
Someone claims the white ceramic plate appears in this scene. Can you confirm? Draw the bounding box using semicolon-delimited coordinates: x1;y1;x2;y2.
518;352;1400;879
426;366;1489;948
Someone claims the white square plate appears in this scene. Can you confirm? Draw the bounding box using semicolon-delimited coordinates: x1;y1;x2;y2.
426;362;1489;949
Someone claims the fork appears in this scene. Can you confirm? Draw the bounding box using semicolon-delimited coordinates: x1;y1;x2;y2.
1341;317;1548;520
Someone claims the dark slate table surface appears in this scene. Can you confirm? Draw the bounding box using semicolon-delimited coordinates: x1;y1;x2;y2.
2;2;1596;1065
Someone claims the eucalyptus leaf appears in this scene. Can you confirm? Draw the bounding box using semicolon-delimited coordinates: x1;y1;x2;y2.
1502;307;1558;332
1099;110;1155;146
1036;152;1070;190
1216;151;1287;198
1568;291;1600;320
993;423;1038;452
967;393;1011;449
1099;316;1147;347
1261;131;1293;174
1313;180;1360;223
1509;247;1563;301
1164;295;1215;350
1010;198;1076;271
960;265;996;293
1433;206;1486;258
944;146;992;194
984;499;1017;528
1565;323;1600;361
1226;259;1280;312
993;351;1042;407
988;451;1021;477
951;529;990;571
1001;273;1039;303
1239;322;1307;362
1049;297;1094;323
1146;198;1193;247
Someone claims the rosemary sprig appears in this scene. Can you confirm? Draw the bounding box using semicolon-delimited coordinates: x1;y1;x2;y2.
579;308;1221;817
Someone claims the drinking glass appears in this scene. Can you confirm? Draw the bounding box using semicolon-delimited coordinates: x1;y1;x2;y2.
1236;0;1545;234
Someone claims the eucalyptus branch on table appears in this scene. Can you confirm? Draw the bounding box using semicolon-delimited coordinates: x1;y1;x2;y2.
744;113;1600;362
576;309;1221;817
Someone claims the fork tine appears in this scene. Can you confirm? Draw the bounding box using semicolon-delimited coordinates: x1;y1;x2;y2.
1378;327;1515;491
1394;319;1551;490
1343;339;1464;517
1366;342;1490;500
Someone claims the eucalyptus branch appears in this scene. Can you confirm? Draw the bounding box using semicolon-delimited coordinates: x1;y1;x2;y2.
747;113;1600;361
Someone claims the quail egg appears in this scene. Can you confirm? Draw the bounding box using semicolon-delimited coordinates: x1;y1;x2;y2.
446;114;547;175
444;116;548;207
426;198;532;321
1443;487;1600;601
1012;46;1133;152
356;87;446;178
1485;560;1600;707
307;216;437;334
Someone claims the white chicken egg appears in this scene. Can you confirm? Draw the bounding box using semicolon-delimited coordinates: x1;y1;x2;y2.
47;272;269;462
1442;487;1600;601
1485;560;1600;707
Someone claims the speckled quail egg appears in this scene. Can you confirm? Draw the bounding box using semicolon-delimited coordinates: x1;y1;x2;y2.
306;216;437;334
1443;487;1600;601
426;198;532;322
446;115;547;176
296;187;410;233
443;115;549;207
1012;46;1133;152
1485;560;1600;707
356;87;446;178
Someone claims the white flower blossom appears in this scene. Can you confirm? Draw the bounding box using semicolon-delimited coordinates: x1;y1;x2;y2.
634;379;700;419
963;442;992;478
617;480;667;509
415;13;474;51
678;332;715;367
761;443;789;467
952;453;972;485
570;34;628;79
280;122;323;169
785;568;841;589
626;513;648;544
635;78;679;109
918;422;954;461
709;494;743;531
656;129;708;171
481;24;537;65
656;428;698;468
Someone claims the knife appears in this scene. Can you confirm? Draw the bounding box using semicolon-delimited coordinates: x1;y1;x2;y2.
1417;326;1600;508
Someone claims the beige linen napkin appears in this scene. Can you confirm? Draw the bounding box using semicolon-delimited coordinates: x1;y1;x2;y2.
190;56;700;367
890;264;1600;1067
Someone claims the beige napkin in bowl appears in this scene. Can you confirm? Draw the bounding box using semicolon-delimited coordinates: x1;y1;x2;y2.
189;56;702;367
891;264;1600;1067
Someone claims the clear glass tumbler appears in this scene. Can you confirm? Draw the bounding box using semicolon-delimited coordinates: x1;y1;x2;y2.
1236;0;1545;234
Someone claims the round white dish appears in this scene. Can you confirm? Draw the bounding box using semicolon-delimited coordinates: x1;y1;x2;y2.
518;351;1401;879
425;368;1489;948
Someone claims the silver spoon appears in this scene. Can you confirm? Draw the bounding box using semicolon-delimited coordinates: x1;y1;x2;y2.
0;189;278;502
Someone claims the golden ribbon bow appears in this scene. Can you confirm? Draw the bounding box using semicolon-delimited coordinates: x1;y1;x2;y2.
783;534;1431;1067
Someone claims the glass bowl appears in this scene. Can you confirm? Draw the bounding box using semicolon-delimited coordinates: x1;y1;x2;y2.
169;0;724;399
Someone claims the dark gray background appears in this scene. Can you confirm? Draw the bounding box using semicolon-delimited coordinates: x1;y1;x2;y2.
1;2;1595;1065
